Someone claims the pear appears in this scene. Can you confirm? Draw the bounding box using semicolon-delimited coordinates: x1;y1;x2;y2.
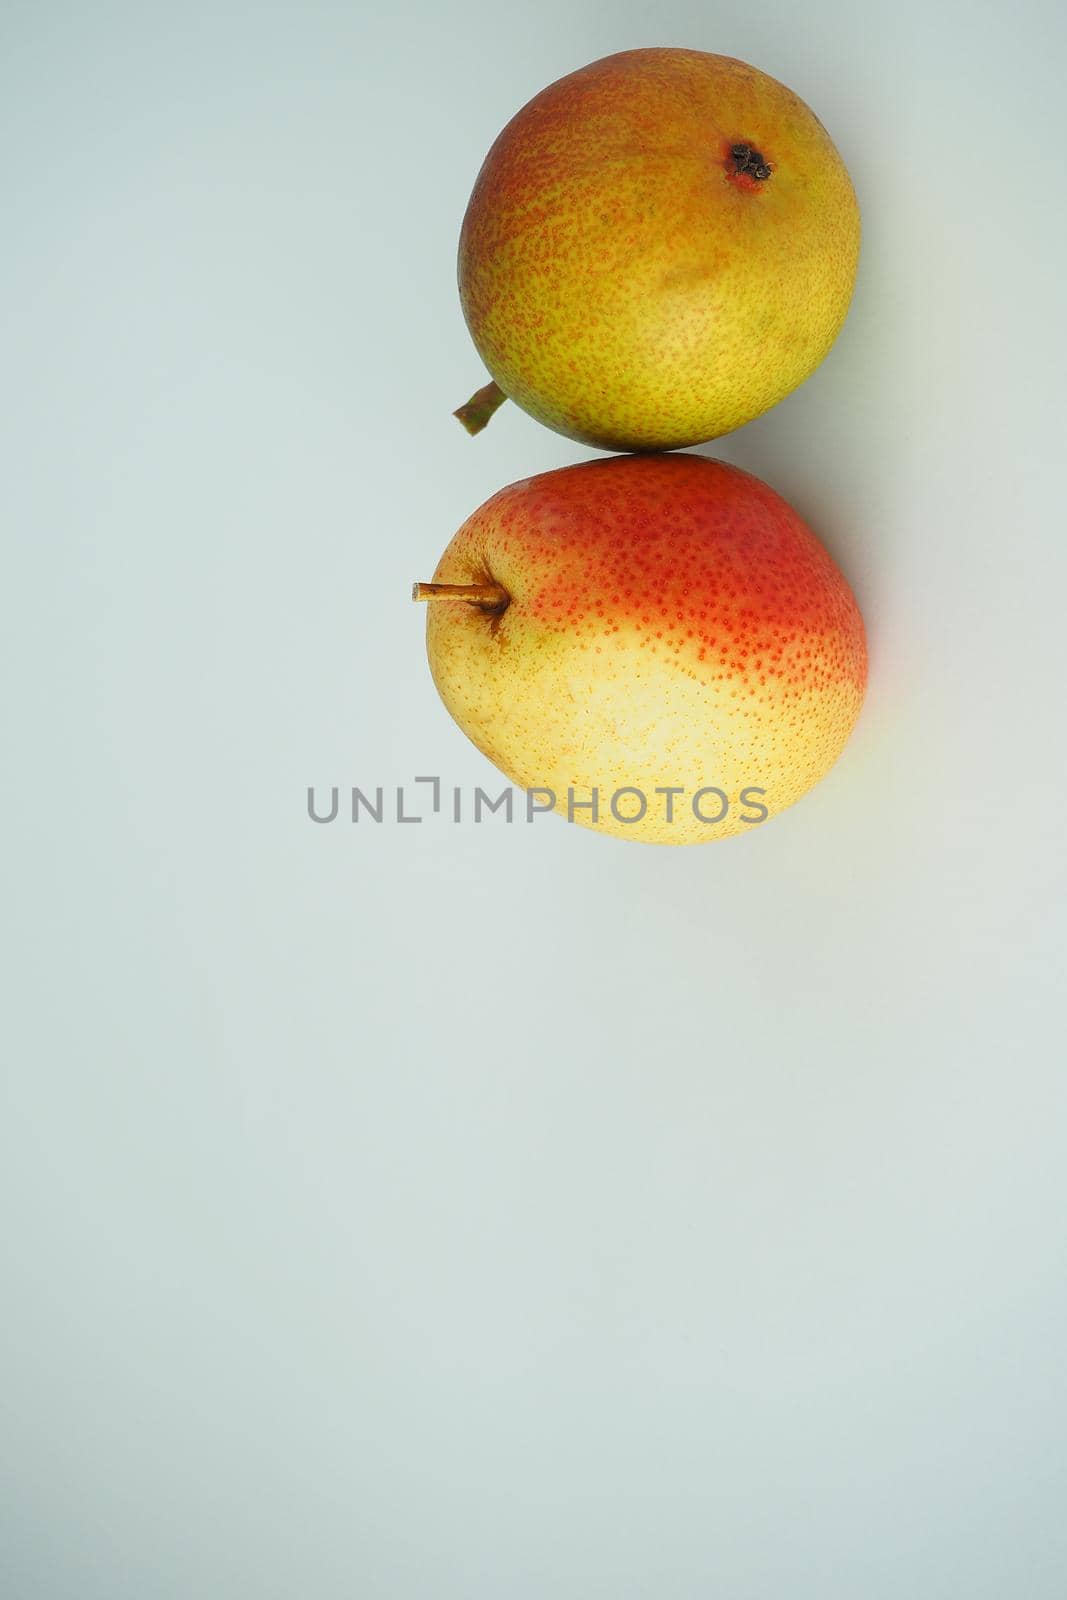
414;455;866;844
455;48;860;452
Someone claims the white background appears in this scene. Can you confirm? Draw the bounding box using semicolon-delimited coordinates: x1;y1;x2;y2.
4;1;1066;1595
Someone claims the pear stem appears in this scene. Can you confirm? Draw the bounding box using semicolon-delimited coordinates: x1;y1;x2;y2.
453;380;508;436
412;580;509;611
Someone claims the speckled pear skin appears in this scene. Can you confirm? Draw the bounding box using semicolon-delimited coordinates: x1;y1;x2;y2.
423;455;866;844
458;48;860;452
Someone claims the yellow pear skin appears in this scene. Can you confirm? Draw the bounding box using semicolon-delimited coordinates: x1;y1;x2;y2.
457;48;861;450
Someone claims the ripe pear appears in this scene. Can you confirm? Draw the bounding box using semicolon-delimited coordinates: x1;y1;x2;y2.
414;455;866;844
455;48;860;452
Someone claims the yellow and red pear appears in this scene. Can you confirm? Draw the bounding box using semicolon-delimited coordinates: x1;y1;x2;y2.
456;48;860;451
414;454;866;844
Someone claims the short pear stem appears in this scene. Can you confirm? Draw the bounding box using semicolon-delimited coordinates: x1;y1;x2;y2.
412;580;509;611
453;380;508;436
